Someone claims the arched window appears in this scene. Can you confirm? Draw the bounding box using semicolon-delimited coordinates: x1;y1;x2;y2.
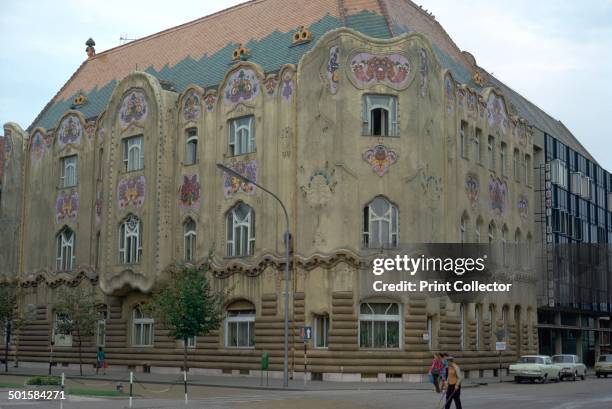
225;300;255;348
515;229;522;264
487;135;495;170
363;197;398;248
513;148;520;180
185;128;198;165
363;95;398;136
359;302;400;349
500;142;507;176
226;203;255;257
183;218;196;262
229;116;255;156
60;155;78;187
132;306;154;346
501;225;508;265
123;135;144;171
56;226;75;271
526;233;533;268
119;214;142;264
488;221;496;244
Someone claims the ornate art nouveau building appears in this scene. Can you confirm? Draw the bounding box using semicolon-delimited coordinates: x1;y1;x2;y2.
2;0;583;380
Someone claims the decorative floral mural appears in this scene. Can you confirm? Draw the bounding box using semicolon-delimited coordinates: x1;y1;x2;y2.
223;160;257;197
349;53;411;89
327;45;340;94
223;68;259;104
486;93;509;133
179;174;201;211
518;195;529;222
445;76;454;113
57;115;83;148
488;176;508;215
281;71;294;102
117;175;145;209
264;74;278;96
204;93;217;112
30;131;46;161
419;48;428;97
363;144;398;176
55;190;79;223
182;90;201;121
119;89;148;128
465;173;479;209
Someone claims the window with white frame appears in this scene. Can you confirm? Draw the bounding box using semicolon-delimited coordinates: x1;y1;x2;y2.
56;226;75;271
132;306;154;346
225;306;255;348
551;159;567;188
123;135;144;172
119;214;142;264
185;128;198;165
427;316;433;349
226;203;255;257
460;304;466;350
488;135;495;170
362;95;398;137
60;155;78;187
181;336;196;348
314;314;329;348
53;312;73;347
359;302;400;349
229;116;255;156
97;307;107;347
183;218;196;262
363;197;398;248
488;222;495;244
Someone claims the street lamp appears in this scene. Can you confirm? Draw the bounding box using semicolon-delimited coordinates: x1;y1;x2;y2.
216;163;291;387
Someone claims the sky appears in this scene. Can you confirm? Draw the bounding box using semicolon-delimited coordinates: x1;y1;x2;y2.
1;0;611;169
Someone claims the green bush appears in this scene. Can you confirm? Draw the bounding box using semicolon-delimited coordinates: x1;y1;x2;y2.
25;376;61;386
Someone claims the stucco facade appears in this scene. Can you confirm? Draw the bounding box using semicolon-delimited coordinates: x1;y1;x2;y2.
0;1;542;380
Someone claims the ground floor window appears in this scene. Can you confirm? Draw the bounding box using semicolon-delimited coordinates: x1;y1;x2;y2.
359;302;400;348
132;307;154;347
314;314;329;348
225;304;255;348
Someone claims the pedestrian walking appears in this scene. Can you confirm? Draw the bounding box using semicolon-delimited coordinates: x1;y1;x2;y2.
429;353;444;393
444;356;463;409
96;346;106;375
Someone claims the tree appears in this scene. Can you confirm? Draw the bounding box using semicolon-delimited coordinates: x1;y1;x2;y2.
54;287;99;376
0;284;25;372
147;264;223;372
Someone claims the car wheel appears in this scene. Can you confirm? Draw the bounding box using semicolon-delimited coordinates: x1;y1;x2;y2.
580;371;585;381
573;371;577;381
542;374;548;384
596;373;601;378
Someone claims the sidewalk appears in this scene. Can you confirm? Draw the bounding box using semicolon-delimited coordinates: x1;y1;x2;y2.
0;366;504;391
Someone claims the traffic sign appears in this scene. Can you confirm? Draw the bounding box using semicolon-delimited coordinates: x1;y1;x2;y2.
300;326;312;341
495;341;506;351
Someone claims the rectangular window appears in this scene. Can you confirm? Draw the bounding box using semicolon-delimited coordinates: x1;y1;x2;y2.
229;116;255;156
226;310;255;348
133;321;153;346
60;155;78;187
513;149;520;181
185;128;198;165
362;95;398;137
475;128;482;163
551;159;568;188
181;336;196;348
460;121;468;158
427;316;433;349
314;315;329;348
123;135;144;172
500;142;507;176
524;154;531;185
488;136;495;170
359;303;400;349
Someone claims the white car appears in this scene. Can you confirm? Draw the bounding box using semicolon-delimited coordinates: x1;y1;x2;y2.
552;354;586;381
595;354;612;378
509;355;562;383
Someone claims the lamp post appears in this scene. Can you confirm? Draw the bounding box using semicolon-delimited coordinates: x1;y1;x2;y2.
216;163;291;387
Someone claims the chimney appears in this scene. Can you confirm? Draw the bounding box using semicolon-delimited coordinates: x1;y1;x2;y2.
85;38;96;58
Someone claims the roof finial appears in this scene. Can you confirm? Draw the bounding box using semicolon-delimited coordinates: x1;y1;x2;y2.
85;38;96;58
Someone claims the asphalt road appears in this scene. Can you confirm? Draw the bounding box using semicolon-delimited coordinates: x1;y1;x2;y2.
1;376;611;409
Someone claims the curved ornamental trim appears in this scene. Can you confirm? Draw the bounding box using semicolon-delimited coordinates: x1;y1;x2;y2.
348;52;412;90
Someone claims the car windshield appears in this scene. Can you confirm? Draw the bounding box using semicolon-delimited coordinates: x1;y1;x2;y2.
519;357;543;364
599;355;612;362
553;356;574;363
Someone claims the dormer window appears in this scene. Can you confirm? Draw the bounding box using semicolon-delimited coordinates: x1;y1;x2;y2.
363;95;398;137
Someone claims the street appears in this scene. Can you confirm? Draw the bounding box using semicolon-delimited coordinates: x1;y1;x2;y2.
1;376;611;409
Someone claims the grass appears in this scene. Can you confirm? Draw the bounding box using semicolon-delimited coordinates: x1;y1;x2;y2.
67;388;127;397
25;376;61;386
0;382;24;388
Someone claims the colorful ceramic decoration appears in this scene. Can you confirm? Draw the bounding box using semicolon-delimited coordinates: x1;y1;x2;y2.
486;93;509;133
95;187;103;225
467;92;477;115
488;176;508;215
363;144;398;177
204;93;217;112
518;195;529;222
179;174;201;212
419;168;443;202
182;90;201;121
465;173;479;209
117;175;145;210
57;115;83;148
419;48;428;97
30;131;46;160
349;53;411;89
55;190;79;223
119;89;148;128
264;75;278;96
445;76;454;113
327;45;340;94
456;88;465;108
223;160;257;197
85;121;96;141
281;71;293;102
223;68;259;105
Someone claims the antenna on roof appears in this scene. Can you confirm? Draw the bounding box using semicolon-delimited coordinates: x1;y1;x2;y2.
119;34;135;45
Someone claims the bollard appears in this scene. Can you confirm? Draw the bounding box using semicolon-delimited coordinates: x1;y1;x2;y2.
129;371;133;408
261;352;269;386
184;370;188;404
